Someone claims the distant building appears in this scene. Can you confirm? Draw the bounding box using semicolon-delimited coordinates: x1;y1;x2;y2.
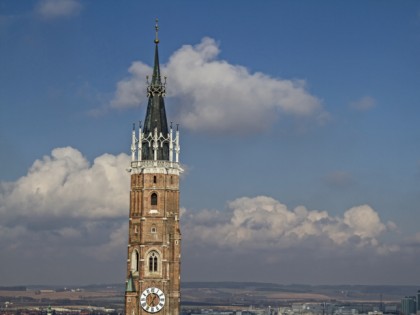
417;290;420;312
401;296;416;315
39;289;55;293
334;306;358;315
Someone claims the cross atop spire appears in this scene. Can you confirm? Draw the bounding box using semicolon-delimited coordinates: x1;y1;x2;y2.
151;18;162;86
154;18;159;44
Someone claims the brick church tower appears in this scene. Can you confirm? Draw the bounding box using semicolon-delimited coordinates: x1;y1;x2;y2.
125;20;182;315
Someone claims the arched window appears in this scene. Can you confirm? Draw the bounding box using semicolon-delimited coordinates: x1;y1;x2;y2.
148;251;158;272
151;193;157;206
131;250;139;272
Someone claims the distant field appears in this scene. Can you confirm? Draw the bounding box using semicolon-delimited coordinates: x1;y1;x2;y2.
0;290;119;301
180;283;409;304
182;287;331;303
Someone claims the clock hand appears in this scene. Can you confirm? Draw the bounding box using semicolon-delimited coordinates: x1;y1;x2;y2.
150;293;158;306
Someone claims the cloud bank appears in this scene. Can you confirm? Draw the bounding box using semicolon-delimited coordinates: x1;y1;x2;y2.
183;196;397;254
0;147;129;284
0;147;416;284
111;37;327;134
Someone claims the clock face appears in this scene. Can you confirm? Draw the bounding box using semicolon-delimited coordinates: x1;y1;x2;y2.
140;287;165;313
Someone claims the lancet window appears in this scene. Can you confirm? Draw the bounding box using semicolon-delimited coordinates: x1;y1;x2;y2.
148;251;159;272
151;193;158;206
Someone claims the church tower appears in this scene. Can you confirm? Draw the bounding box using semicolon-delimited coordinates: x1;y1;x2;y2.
125;20;182;315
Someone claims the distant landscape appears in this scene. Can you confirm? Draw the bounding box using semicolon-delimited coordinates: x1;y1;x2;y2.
182;282;417;304
0;282;416;312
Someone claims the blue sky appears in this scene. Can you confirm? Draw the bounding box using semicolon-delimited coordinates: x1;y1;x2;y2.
1;0;420;286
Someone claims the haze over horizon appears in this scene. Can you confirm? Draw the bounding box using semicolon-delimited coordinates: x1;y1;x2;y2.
1;1;420;286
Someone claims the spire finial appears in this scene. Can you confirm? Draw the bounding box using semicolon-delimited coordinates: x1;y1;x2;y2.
154;18;159;44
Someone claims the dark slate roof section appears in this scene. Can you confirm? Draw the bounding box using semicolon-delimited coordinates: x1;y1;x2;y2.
142;41;169;161
152;43;161;85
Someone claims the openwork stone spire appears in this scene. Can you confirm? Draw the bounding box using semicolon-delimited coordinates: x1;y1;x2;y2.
129;19;181;173
142;18;169;161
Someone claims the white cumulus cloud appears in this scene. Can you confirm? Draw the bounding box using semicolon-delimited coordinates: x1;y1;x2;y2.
0;146;130;270
111;37;326;134
183;196;395;253
0;147;129;221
